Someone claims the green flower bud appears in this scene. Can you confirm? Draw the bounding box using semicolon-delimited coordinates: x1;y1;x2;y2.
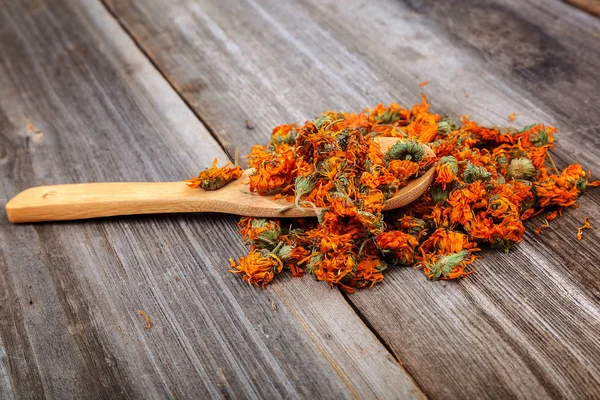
276;244;293;261
506;158;536;181
575;177;587;191
530;129;549;147
437;116;458;135
336;130;350;150
294;176;316;207
250;219;281;248
374;110;401;125
312;114;332;129
462;162;491;183
492;238;516;253
439;156;459;174
385;140;425;162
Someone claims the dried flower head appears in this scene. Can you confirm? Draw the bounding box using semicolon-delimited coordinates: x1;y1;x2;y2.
462;162;491;183
229;249;284;288
185;158;243;190
421;250;476;281
507;158;536;181
385;140;425;162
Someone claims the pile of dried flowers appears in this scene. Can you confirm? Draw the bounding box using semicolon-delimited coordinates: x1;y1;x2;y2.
188;97;598;293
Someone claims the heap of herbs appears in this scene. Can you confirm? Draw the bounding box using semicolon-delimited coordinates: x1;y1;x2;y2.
187;97;598;293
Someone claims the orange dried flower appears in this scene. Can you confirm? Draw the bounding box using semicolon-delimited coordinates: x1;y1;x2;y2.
185;158;242;190
376;231;419;265
351;257;387;288
248;145;296;194
535;164;587;208
388;159;420;179
229;250;284;288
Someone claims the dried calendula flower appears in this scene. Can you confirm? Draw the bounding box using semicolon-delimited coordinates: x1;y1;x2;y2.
437;116;458;135
271;124;298;145
376;231;419;266
535;164;589;208
186;158;243;190
385;140;425;162
420;250;476;280
188;96;598;292
352;256;387;288
507;158;536;181
247;144;297;194
462;162;491;183
229;248;284;288
239;218;282;248
294;176;316;208
435;156;459;189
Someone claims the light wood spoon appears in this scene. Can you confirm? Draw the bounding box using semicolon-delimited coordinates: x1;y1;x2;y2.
5;137;436;223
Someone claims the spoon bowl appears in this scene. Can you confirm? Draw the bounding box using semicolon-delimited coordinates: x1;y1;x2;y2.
5;137;436;223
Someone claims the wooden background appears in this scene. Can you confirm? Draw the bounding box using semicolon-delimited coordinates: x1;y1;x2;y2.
1;0;599;398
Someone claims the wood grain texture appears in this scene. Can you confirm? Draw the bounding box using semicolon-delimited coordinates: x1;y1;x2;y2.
5;138;435;222
103;0;600;398
0;0;423;398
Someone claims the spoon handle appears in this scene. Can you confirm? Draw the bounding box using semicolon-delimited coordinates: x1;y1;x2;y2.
5;182;227;223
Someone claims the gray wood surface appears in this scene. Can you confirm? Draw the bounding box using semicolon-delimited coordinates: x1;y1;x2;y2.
0;0;424;398
102;0;600;398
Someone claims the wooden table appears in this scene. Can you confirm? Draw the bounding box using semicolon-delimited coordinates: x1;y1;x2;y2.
1;0;599;398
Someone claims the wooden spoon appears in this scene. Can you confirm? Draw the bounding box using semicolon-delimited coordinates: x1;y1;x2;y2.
5;137;436;223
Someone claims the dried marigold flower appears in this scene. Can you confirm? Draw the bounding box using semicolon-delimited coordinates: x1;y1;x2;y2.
185;158;243;190
376;231;419;266
351;257;387;288
462;162;491;183
248;145;296;194
435;156;459;189
272;124;298;145
535;164;587;208
388;159;420;178
420;250;476;281
385;140;425;162
239;218;282;248
506;158;536;181
229;249;284;288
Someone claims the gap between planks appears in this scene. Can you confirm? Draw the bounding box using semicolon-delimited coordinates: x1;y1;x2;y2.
99;0;234;161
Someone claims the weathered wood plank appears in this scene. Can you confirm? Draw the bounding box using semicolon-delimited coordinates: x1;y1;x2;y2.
103;0;600;397
0;0;424;398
